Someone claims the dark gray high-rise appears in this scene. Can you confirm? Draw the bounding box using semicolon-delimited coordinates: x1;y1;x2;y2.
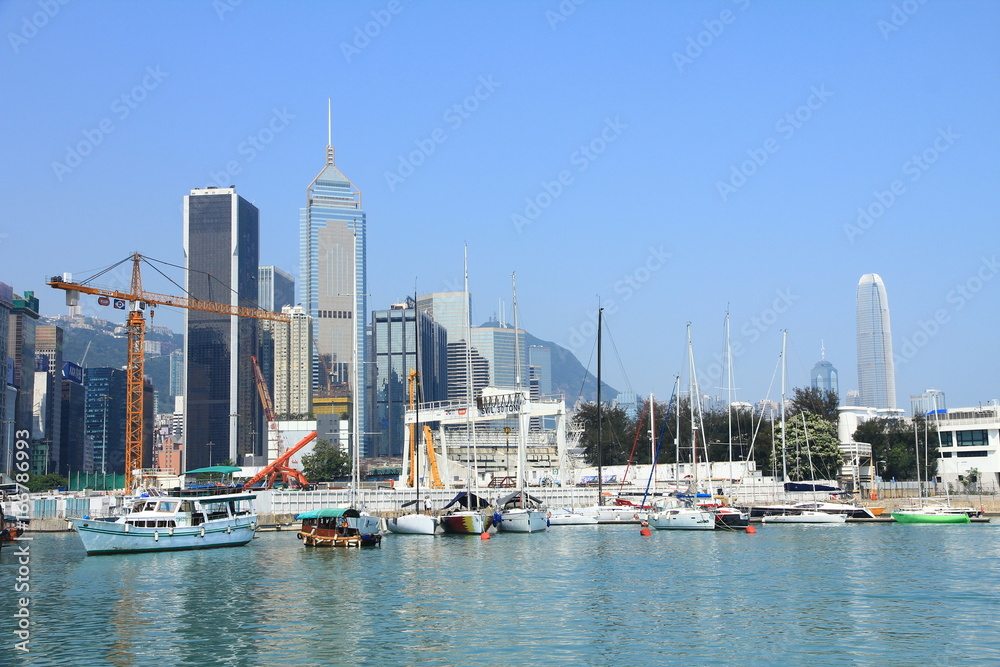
183;187;261;469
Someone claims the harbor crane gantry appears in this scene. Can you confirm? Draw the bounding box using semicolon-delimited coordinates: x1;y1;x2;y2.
48;252;291;489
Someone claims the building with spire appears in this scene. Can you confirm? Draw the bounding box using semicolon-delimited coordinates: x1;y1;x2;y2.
300;104;368;454
856;273;896;409
810;343;839;402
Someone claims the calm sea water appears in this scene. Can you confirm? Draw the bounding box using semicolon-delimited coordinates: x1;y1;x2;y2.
2;522;999;666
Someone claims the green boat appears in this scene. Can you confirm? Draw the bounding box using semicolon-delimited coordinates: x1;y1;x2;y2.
891;510;971;524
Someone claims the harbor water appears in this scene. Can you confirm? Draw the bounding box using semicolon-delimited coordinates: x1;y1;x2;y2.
2;522;998;666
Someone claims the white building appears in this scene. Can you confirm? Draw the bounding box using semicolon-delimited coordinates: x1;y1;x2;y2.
933;403;1000;493
274;305;313;417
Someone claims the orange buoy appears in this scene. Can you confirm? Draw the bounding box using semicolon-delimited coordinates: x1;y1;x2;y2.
745;525;757;534
640;527;652;536
480;532;491;540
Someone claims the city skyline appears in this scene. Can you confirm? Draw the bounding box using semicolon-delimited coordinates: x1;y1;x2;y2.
2;2;998;409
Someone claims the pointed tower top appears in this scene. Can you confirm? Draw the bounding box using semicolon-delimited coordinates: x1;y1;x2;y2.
820;340;826;360
325;98;336;166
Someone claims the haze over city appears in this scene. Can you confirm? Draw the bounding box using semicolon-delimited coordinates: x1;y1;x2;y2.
2;0;997;408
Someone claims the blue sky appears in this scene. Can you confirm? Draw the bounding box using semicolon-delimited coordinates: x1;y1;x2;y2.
1;0;997;410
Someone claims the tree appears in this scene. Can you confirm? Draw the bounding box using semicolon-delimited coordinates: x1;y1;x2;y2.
853;417;936;481
787;387;839;422
778;412;842;481
301;439;352;482
572;402;635;466
27;473;68;493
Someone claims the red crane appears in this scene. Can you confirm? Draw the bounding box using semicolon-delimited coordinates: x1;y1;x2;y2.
241;431;317;490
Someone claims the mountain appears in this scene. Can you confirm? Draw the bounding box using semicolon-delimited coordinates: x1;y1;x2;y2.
478;320;617;404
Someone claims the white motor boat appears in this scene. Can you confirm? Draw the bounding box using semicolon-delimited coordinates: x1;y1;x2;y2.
761;510;847;524
547;508;598;526
386;513;438;535
70;491;258;555
648;506;716;531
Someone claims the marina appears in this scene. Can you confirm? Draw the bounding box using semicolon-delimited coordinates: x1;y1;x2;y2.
3;521;997;665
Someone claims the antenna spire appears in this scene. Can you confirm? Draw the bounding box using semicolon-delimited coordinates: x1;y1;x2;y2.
326;98;335;166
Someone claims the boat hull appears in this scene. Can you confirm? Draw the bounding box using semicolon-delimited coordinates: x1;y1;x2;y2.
386;514;438;535
439;512;493;534
496;509;548;533
547;510;598;526
891;511;971;524
714;510;749;529
761;512;847;524
70;516;257;555
648;509;715;530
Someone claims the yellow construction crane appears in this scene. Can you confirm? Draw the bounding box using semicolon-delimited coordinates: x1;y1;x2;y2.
407;368;443;489
48;253;291;488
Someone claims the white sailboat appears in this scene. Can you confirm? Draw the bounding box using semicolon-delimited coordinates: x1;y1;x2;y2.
649;325;715;531
387;288;438;536
439;248;494;535
495;274;547;533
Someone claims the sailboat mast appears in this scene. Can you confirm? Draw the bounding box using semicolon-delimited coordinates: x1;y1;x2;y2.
674;375;681;488
780;330;788;482
725;312;734;496
464;245;476;493
597;306;604;505
414;285;422;507
687;324;698;493
512;273;525;508
351;231;360;505
649;392;655;496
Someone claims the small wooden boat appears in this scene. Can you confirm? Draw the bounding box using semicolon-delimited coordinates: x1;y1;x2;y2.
296;508;382;547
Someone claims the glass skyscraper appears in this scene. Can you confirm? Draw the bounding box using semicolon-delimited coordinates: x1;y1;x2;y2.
183;187;261;469
300;142;367;453
370;300;447;459
810;345;839;401
856;273;896;409
258;266;295;312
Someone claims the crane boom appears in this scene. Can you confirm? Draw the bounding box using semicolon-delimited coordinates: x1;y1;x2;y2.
48;253;291;489
242;431;317;490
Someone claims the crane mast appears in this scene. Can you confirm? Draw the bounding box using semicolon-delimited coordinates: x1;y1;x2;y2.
49;253;291;489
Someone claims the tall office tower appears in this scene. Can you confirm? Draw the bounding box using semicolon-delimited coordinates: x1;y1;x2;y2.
85;367;127;474
416;291;474;401
370;299;447;459
810;344;839;401
257;267;293;412
0;282;12;475
183;187;261;469
60;361;86;476
8;291;39;473
528;345;553;430
470;325;527;391
856;273;896;409
300;134;367;453
168;349;184;398
910;389;946;417
273;305;314;417
33;325;64;474
258;266;295;312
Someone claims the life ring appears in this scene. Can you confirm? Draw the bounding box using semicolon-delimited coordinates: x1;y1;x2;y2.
296;533;303;539
633;513;639;520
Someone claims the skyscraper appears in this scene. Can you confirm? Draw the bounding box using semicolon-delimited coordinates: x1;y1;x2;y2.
856;273;896;409
85;367;126;474
183;187;261;469
258;266;295;312
370;299;447;458
416;291;472;401
810;344;839;402
300;130;367;453
273;305;313;417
